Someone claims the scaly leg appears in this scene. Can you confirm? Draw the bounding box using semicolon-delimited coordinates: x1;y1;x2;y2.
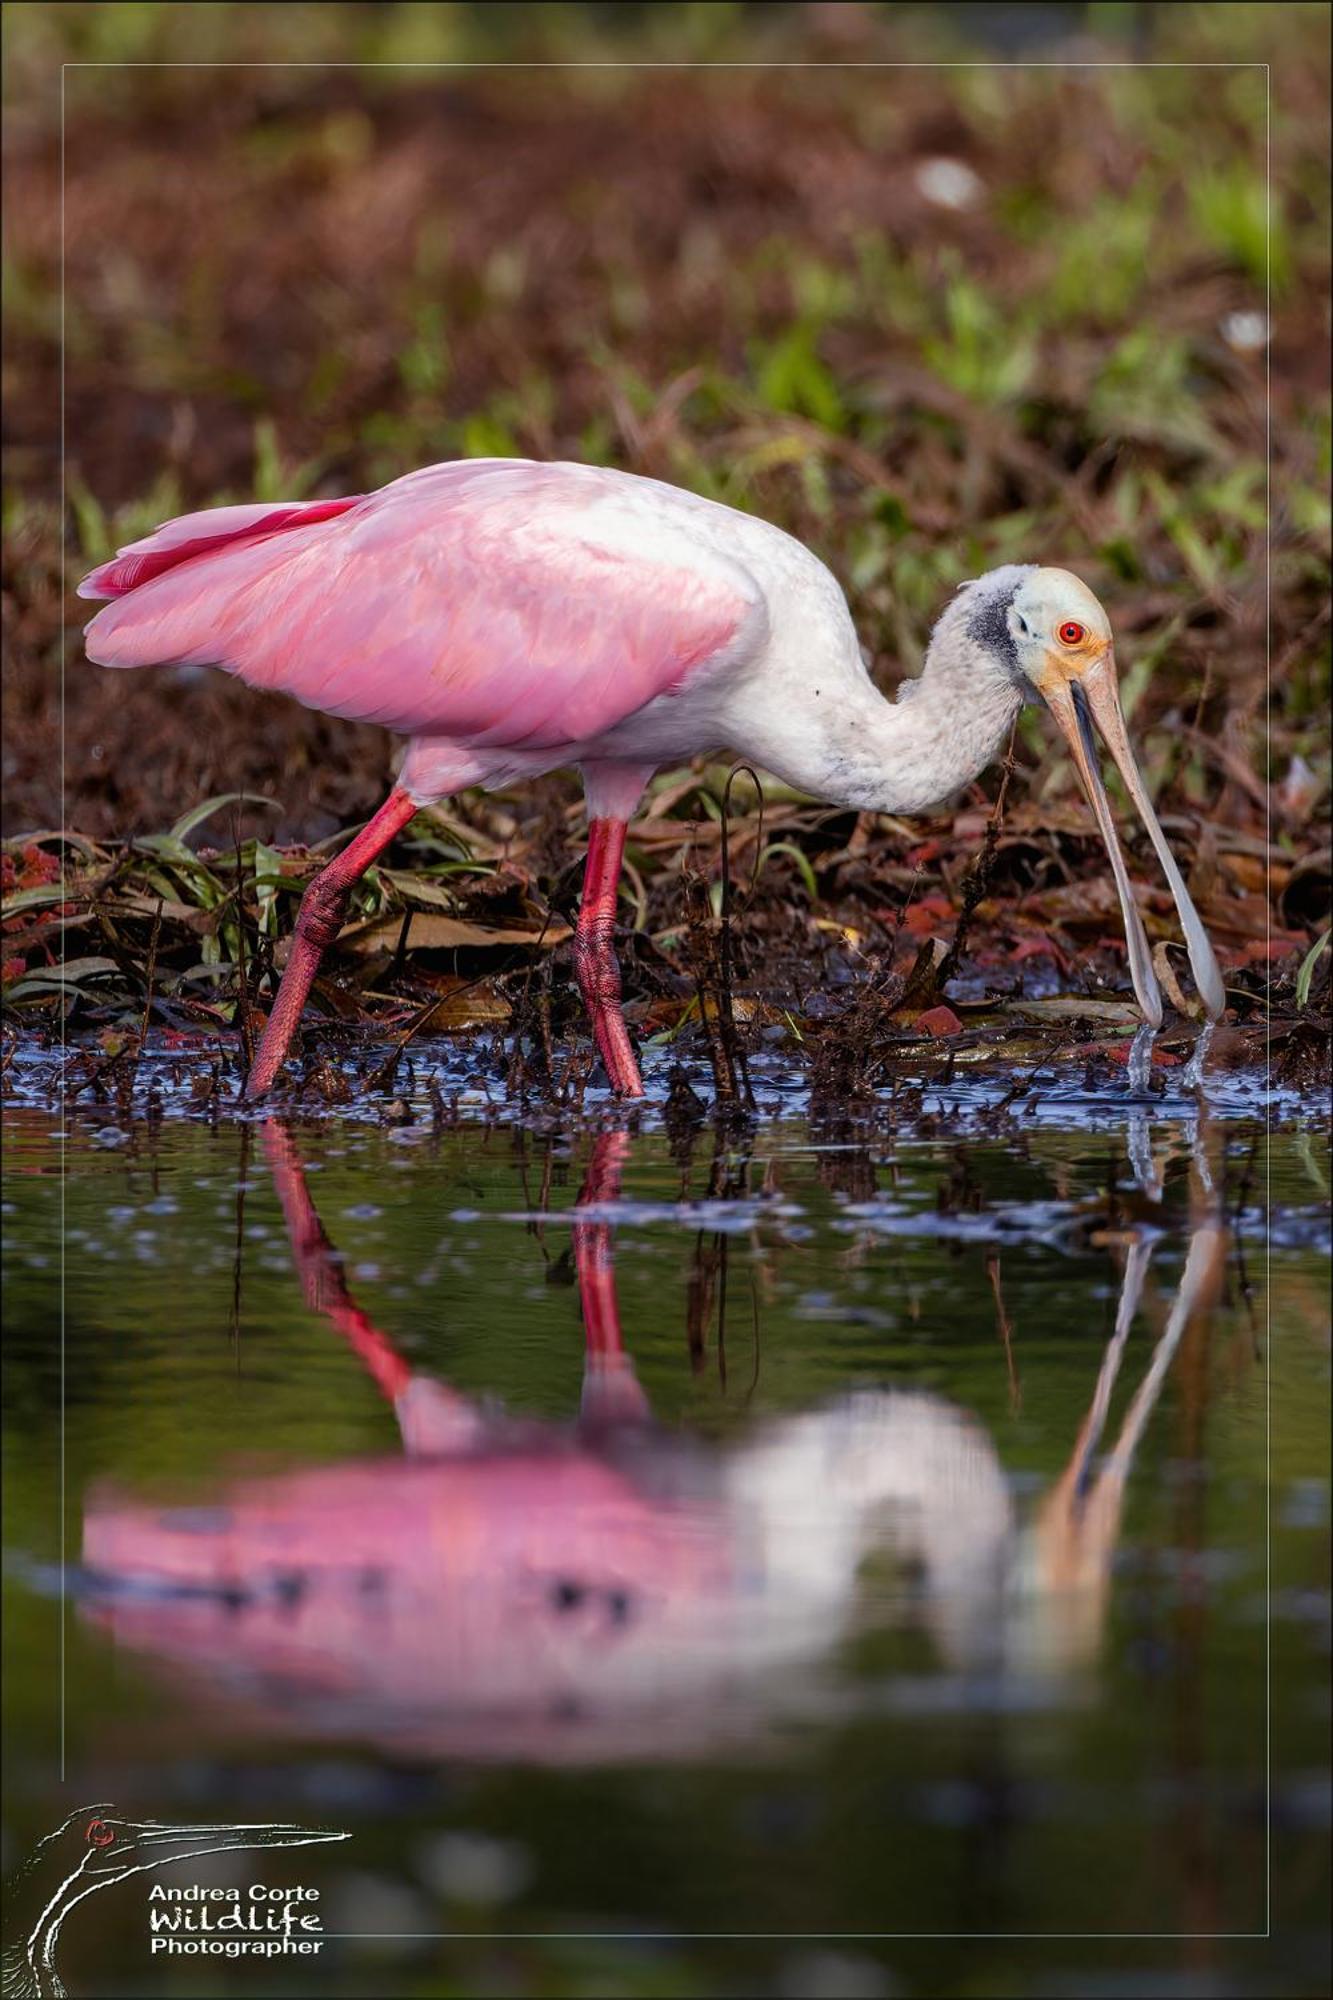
245;787;420;1099
572;816;643;1097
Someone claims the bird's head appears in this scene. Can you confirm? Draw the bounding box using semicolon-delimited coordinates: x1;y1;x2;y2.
956;565;1224;1026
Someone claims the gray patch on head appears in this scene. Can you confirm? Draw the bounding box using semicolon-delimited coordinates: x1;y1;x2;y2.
962;566;1036;680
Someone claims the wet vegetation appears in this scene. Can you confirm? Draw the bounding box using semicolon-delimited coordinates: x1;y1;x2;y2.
2;2;1330;1097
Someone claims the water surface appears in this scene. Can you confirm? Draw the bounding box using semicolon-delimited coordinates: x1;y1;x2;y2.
3;1046;1329;1997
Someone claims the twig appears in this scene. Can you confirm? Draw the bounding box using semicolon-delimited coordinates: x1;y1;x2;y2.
933;719;1018;996
136;896;163;1057
388;907;414;983
231;816;255;1074
504;903;557;1097
714;765;758;1109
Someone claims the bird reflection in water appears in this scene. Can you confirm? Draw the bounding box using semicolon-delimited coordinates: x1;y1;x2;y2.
79;1121;1226;1760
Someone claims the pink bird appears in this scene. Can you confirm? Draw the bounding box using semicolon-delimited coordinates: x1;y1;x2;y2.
80;458;1224;1096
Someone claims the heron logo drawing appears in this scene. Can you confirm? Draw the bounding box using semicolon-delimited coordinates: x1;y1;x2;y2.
2;1806;348;1999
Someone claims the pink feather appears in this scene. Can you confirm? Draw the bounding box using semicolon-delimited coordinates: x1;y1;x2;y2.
80;461;764;755
77;497;363;600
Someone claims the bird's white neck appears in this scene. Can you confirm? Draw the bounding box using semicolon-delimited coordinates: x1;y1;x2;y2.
705;558;1034;816
733;637;1025;817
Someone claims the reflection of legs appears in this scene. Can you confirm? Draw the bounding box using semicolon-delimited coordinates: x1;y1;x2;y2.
572;818;642;1096
246;787;421;1098
574;1130;649;1426
262;1118;481;1455
262;1119;413;1402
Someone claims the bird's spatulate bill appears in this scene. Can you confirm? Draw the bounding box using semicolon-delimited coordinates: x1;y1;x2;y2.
1040;674;1162;1025
1041;660;1225;1026
1073;660;1226;1020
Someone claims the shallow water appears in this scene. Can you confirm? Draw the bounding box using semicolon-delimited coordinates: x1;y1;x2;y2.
2;1043;1329;1998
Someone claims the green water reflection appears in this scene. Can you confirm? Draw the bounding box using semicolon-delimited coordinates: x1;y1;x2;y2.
2;1101;1328;1998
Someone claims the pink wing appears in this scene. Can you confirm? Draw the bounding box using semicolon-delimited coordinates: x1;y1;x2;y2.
81;461;768;751
77;497;364;597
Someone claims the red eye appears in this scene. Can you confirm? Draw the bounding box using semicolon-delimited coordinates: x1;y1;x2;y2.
86;1818;115;1848
1058;621;1086;646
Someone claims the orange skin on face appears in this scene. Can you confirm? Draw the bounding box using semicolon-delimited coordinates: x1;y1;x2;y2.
1034;630;1111;695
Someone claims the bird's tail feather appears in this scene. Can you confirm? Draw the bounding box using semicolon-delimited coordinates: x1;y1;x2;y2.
76;496;362;601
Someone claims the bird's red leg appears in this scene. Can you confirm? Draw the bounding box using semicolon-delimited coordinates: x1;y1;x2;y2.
572;816;643;1097
245;787;420;1099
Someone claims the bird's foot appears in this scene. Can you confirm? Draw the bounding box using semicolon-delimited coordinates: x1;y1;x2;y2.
596;1026;643;1098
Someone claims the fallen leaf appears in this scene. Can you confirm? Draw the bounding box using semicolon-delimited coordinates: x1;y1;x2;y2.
1101;1040;1183;1068
1007;997;1143;1025
813;918;863;946
1221;852;1289;895
640;992;768;1031
1223;938;1305;966
895;934;950;1011
912;1004;965;1037
901;894;956;936
1007;934;1071;971
407;976;512;1026
375;870;471;910
340;912;571;955
1199;894;1304;945
4;956;123;1000
114;891;214;927
1151;939;1200;1019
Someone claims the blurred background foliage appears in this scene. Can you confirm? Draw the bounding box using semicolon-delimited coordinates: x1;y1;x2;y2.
2;0;1327;842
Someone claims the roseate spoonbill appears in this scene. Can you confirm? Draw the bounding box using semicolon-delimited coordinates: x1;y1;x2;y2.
3;1807;345;2000
79;459;1224;1096
73;1122;1223;1760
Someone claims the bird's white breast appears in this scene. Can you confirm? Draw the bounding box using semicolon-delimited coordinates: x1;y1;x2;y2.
571;470;869;772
